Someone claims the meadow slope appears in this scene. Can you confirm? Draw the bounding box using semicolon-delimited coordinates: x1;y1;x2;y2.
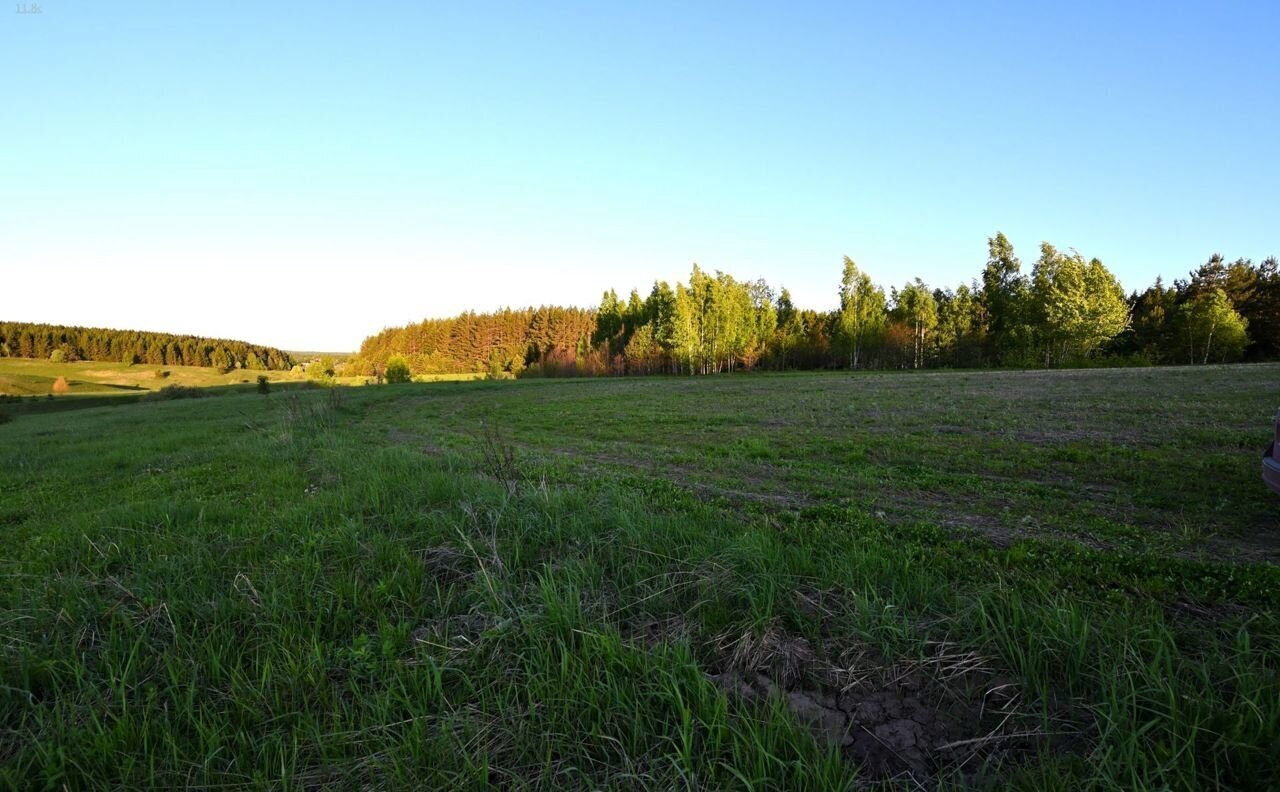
0;358;302;397
3;366;1279;789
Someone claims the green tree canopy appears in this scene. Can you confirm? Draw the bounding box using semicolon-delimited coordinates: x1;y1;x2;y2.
350;236;1277;377
837;257;887;369
0;322;292;370
1031;245;1129;365
1178;289;1248;364
981;232;1025;362
890;279;938;369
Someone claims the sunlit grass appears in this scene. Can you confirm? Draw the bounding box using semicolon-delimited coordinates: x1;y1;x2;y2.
2;365;1278;789
0;357;303;395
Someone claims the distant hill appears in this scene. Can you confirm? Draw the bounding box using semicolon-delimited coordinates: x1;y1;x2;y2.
287;350;352;362
0;321;294;370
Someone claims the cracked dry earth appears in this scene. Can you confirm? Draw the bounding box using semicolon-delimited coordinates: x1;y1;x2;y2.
711;670;1001;782
707;632;1051;787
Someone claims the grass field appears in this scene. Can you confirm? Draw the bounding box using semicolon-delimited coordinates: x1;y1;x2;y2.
3;366;1278;789
0;358;481;403
0;358;302;397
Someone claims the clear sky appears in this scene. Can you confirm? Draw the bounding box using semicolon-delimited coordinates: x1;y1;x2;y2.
3;1;1277;351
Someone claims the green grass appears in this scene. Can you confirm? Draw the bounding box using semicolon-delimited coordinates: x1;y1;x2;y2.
2;366;1279;789
0;359;482;415
0;358;304;396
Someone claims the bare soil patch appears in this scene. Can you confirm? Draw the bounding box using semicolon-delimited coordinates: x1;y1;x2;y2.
708;626;1068;786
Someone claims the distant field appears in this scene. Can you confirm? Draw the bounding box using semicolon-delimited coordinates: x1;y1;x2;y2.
2;366;1278;789
0;358;480;399
0;358;302;396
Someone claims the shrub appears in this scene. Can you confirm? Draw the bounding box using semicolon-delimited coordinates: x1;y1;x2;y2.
257;375;270;395
146;385;206;401
385;355;412;384
487;351;506;380
50;349;66;363
477;425;525;496
51;376;71;394
306;357;336;381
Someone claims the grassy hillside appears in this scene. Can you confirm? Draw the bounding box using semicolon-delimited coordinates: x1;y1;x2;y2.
0;358;481;402
3;366;1279;789
0;358;302;396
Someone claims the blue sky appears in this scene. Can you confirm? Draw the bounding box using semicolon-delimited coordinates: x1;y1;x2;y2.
2;1;1277;350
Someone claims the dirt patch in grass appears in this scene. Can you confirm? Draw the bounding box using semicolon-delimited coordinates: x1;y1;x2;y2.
709;626;1067;786
869;486;1091;552
1194;533;1280;565
1011;427;1145;445
680;479;807;509
547;445;815;511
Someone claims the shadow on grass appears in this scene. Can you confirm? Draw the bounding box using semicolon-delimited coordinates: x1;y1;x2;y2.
0;380;322;419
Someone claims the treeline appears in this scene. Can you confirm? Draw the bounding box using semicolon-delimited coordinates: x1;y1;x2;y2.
350;233;1279;377
356;307;597;376
0;322;294;371
1117;255;1278;365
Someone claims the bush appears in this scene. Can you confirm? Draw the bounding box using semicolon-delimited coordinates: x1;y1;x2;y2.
51;376;71;394
385;355;412;384
50;349;66;363
477;425;525;496
306;357;336;381
146;385;206;401
257;375;270;395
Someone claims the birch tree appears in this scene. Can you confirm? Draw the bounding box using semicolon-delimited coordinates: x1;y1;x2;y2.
838;257;887;369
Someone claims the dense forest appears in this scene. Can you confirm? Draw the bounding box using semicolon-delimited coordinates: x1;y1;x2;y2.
353;234;1279;378
0;322;294;371
357;307;597;377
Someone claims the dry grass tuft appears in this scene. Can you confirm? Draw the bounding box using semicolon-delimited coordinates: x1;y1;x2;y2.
476;425;525;496
715;623;818;687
